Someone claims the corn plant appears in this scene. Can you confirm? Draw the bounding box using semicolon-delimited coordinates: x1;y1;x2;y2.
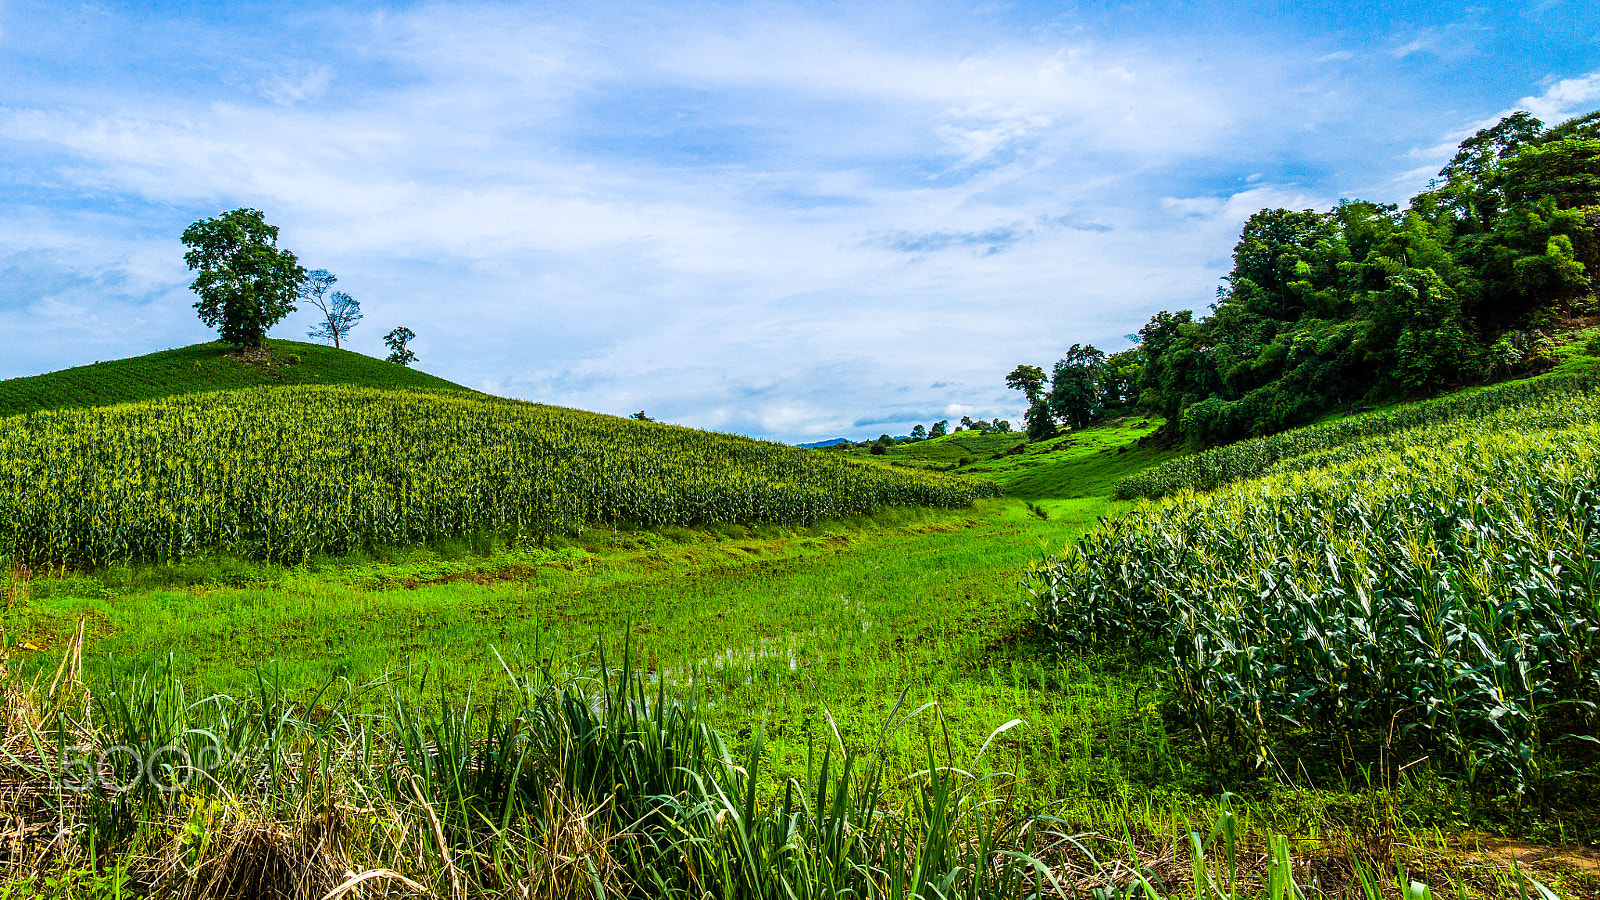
1030;416;1600;795
0;385;1001;566
1116;371;1600;500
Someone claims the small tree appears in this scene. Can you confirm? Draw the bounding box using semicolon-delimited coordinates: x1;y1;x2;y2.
929;420;948;438
303;269;363;349
182;209;306;348
631;411;654;422
384;327;417;366
910;424;927;441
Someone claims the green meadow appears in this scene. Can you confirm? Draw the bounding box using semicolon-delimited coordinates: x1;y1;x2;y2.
3;344;1598;899
9;489;1165;808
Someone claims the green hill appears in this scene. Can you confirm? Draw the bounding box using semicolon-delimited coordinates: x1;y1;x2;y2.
0;383;1001;566
837;422;1174;500
0;340;472;418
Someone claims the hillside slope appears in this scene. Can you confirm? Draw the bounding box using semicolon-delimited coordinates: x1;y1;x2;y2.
842;421;1173;500
1026;365;1600;803
0;384;1001;565
0;340;472;417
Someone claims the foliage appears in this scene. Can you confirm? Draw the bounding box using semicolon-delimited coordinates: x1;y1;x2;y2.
1110;108;1600;447
384;326;417;366
0;385;1001;566
1030;387;1600;795
929;420;948;438
1025;401;1057;440
1005;364;1047;405
181;209;307;348
1013;345;1143;438
1048;344;1108;430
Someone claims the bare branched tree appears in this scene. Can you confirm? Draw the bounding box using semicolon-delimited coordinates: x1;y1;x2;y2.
302;269;363;349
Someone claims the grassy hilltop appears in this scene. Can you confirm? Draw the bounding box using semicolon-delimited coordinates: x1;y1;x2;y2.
0;339;472;418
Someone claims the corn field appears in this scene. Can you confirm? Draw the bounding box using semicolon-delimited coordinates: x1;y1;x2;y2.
1028;413;1600;794
0;385;1000;566
1115;371;1600;500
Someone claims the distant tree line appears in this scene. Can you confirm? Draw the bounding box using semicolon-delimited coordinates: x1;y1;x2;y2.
1009;108;1600;446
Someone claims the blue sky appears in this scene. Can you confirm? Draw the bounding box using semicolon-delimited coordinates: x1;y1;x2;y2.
2;1;1597;441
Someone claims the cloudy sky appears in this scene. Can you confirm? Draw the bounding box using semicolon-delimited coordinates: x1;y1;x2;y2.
2;1;1597;441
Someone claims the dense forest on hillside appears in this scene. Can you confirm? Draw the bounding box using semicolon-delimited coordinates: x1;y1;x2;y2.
1015;108;1600;446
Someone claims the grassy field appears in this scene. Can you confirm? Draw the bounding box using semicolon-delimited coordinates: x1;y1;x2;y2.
836;419;1177;499
7;496;1159;801
0;339;470;418
4;373;1598;896
954;420;1174;498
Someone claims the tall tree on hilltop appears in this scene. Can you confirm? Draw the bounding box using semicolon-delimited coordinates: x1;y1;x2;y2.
1007;363;1056;441
182;209;306;348
1431;110;1545;234
302;269;363;349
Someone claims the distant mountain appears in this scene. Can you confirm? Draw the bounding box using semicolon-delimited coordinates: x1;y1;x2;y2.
799;438;851;448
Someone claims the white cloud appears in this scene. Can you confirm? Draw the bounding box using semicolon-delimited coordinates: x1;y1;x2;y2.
260;64;333;105
1161;185;1327;224
1517;71;1600;123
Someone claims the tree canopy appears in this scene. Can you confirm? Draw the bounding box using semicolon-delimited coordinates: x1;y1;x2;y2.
182;209;306;348
1013;107;1599;448
384;327;417;367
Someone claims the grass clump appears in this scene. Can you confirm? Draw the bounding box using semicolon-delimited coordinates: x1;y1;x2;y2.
4;637;1566;900
0;638;1101;900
